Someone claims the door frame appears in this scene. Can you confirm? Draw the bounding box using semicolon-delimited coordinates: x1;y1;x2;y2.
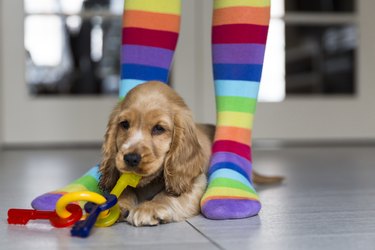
0;0;4;146
1;0;375;146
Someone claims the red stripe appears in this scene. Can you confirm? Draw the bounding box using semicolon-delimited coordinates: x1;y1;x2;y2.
212;24;268;44
212;140;251;161
122;28;179;50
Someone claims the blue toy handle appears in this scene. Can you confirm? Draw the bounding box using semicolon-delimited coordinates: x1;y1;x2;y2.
71;194;117;238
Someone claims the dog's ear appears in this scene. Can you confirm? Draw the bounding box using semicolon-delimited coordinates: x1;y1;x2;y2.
99;104;121;192
164;110;205;196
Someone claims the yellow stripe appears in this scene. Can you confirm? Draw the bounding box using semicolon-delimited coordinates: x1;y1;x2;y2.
57;183;87;193
201;187;259;201
125;0;181;15
214;0;270;9
217;112;254;128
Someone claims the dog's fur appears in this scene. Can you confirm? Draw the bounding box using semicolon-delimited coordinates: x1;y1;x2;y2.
99;81;282;226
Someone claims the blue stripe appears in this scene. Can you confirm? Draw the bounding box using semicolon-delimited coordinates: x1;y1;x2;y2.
213;64;263;82
85;165;101;181
215;80;260;99
208;162;251;182
121;64;169;82
119;79;145;99
208;168;254;190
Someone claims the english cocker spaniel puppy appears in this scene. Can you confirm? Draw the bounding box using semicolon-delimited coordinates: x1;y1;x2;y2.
99;81;281;226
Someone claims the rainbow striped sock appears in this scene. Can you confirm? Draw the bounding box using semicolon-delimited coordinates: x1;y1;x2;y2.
31;1;181;211
119;0;181;99
200;0;271;219
31;165;101;211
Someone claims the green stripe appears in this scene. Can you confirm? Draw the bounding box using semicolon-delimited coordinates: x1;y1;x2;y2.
208;177;257;195
217;96;257;113
73;175;102;194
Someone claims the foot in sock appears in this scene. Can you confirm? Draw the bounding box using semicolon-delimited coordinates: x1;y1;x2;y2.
200;151;261;219
200;0;270;219
31;165;102;211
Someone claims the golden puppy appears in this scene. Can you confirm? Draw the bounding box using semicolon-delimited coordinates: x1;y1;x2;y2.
99;81;281;226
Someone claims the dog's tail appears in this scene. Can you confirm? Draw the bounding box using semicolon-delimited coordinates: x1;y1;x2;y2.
252;171;284;185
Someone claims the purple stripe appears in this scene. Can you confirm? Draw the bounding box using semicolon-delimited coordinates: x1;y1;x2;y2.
213;44;266;65
201;199;261;219
121;45;174;69
31;193;63;211
210;152;252;174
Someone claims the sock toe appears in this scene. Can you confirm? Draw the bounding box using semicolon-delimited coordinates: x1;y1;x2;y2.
201;199;261;220
31;193;64;211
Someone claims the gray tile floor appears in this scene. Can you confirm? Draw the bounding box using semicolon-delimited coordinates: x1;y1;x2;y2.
1;146;375;250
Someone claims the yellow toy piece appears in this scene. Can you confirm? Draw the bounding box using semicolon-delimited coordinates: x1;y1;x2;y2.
95;172;141;227
111;172;142;197
56;191;107;219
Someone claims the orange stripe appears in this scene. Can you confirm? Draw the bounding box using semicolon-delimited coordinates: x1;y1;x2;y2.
51;191;68;194
214;126;252;145
124;10;180;33
213;6;270;26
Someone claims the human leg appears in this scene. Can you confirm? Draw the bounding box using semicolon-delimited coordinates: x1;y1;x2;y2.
201;0;271;219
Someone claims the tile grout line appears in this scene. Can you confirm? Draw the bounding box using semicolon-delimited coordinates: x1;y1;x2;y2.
186;220;225;250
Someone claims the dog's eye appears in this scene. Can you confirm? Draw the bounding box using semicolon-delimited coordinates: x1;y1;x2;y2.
120;120;130;130
152;125;165;135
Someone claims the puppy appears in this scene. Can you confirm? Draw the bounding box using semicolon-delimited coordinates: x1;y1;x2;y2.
99;81;281;226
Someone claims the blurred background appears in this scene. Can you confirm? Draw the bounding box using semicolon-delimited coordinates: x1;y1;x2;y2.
0;0;374;146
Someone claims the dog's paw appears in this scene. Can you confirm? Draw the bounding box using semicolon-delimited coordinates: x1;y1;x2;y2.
117;200;135;222
127;202;172;227
116;206;131;222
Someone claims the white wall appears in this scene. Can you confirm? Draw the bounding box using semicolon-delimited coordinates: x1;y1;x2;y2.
0;0;4;147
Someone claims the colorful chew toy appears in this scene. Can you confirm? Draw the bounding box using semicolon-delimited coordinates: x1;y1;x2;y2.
7;172;141;238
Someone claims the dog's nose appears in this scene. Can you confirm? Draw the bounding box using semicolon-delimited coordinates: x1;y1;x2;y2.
124;153;141;167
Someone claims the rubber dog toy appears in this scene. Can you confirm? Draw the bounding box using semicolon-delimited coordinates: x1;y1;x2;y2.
7;172;141;238
55;172;141;227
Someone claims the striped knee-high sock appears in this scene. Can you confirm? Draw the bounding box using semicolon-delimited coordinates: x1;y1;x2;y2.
120;0;181;99
31;1;181;211
201;0;271;219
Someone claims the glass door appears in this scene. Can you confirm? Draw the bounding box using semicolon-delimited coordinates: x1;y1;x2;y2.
2;0;119;144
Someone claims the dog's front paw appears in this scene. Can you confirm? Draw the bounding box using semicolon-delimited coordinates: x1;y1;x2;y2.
117;206;131;222
127;202;172;227
117;199;136;222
